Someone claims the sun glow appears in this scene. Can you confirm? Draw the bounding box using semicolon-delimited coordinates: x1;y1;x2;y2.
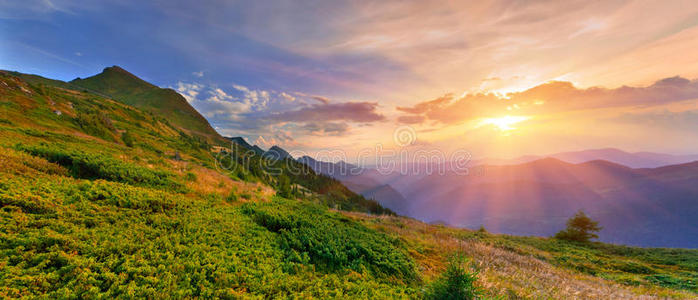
477;115;531;131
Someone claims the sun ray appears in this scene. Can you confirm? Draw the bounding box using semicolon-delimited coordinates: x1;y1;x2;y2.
477;116;531;131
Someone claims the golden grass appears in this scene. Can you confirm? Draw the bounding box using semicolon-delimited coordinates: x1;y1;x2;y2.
0;148;68;177
343;213;696;299
180;163;275;202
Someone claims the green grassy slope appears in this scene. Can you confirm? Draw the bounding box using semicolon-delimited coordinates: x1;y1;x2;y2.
1;68;383;214
70;66;219;139
0;69;696;299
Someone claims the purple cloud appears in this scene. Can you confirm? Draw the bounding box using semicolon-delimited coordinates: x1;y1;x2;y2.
266;101;385;123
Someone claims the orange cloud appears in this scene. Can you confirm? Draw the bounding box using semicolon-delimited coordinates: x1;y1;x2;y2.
398;76;698;125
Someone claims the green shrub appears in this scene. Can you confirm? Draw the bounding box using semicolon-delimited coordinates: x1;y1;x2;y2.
242;199;417;281
225;191;238;203
612;261;654;274
121;130;134;147
424;255;483;300
66;180;180;212
646;274;697;290
184;172;197;182
0;175;414;299
16;143;183;191
0;118;13;125
73;111;115;141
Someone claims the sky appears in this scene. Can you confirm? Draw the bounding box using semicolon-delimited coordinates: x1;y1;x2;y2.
2;0;698;161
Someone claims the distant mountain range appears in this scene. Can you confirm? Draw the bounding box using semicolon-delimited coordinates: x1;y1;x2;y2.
226;136;293;160
226;137;265;155
395;158;698;247
475;148;698;168
301;150;698;248
298;156;410;215
265;145;293;160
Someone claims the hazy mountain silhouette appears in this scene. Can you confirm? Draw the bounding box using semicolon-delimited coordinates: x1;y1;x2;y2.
475;148;698;168
298;156;409;213
394;158;698;247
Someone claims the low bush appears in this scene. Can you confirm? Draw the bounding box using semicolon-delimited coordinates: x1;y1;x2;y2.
121;130;134;147
0;177;179;213
242;199;417;281
184;172;197;182
73;111;116;142
424;255;483;300
16;143;183;191
0;175;414;299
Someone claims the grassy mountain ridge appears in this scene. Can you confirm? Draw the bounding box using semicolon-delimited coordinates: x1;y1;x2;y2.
70;66;220;139
0;69;696;299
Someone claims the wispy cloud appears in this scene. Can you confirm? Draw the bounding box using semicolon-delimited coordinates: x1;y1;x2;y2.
0;0;75;19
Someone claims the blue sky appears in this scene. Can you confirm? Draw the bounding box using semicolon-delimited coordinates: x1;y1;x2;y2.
0;1;397;93
3;1;698;158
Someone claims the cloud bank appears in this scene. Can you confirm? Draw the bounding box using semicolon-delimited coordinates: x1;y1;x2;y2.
174;81;385;148
398;76;698;124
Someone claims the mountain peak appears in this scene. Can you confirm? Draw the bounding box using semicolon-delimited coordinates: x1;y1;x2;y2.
104;65;128;73
265;145;292;160
227;136;265;155
520;157;570;167
71;65;156;94
576;159;632;170
70;66;219;138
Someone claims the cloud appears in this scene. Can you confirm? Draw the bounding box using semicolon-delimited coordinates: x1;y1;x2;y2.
612;109;698;131
192;71;204;77
509;76;698;110
232;83;271;107
254;136;273;148
311;96;330;104
266;101;385;123
174;81;385;149
302;122;350;136
279;92;296;102
254;132;304;149
397;94;455;114
174;82;252;121
175;82;204;103
0;0;76;19
398;76;698;125
397;115;426;124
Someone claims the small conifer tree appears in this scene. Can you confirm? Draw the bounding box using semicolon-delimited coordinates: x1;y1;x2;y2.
555;210;602;243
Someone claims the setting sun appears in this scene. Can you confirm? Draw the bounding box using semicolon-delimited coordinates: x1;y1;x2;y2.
477;116;531;131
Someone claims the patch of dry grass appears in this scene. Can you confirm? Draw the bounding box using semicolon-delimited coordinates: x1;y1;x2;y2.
343;213;695;299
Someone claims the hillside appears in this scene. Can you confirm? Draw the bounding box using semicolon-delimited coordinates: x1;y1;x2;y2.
0;69;696;299
70;66;220;139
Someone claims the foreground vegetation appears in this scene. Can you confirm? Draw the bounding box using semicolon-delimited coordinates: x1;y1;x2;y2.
1;69;696;299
